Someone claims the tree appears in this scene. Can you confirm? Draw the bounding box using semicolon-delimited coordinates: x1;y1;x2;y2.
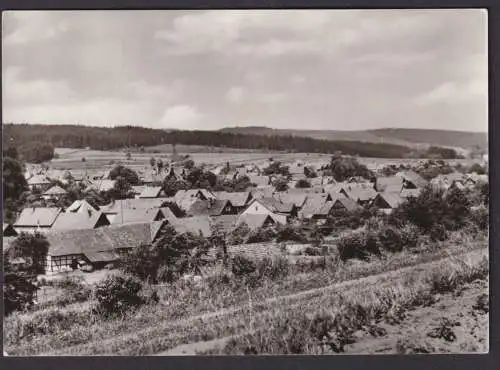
326;154;375;182
162;176;189;197
8;232;50;274
157;159;164;173
109;165;140;185
295;179;311;189
150;157;156;168
304;166;317;178
273;178;289;192
183;159;195;170
3;157;28;201
126;152;132;160
108;176;134;200
3;260;38;316
94;274;144;317
122;243;161;282
4;144;19;160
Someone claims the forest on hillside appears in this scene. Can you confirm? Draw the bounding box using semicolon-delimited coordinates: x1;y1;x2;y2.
2;123;461;160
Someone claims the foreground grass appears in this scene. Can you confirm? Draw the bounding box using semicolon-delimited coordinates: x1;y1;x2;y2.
4;243;487;356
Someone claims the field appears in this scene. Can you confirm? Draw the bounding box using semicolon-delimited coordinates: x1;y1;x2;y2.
4;231;488;356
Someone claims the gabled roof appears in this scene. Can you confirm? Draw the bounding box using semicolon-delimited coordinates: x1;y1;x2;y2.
375;192;405;209
300;194;331;218
376;176;403;192
188;199;233;217
341;187;377;202
27;174;51;185
51;210;110;230
238;213;276;230
43;185;67;196
46;221;167;257
247;174;270;187
250;186;274;199
139;186;163;198
254;197;296;214
210;214;239;233
15;207;62;227
274;192;308;208
110;208;164;225
214;191;252;207
166;216;212;237
396;170;428;188
332;197;362;212
66;199;100;213
3;223;18;237
86;179;116;193
159;207;178;221
100;198;165;214
131;185;146;195
400;188;422;198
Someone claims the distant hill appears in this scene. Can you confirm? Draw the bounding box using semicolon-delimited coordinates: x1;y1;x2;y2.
219;127;488;151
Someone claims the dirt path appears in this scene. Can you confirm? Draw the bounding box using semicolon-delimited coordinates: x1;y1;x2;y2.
148;248;487;356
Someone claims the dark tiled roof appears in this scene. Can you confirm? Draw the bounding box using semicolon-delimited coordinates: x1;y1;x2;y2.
15;207;62;227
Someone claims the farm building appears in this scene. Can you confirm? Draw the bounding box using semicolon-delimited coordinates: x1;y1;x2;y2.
108;208;165;225
66;199;100;213
214;191;253;212
138;186;166;198
274;191;309;209
241;197;297;224
141;171;167;186
400;188;422;198
27;174;51;191
299;193;333;219
14;207;62;233
250;186;275;199
3;223;18;237
375;176;404;193
372;193;405;213
100;198;165;215
340;187;377;206
43;221;166;273
51;210;110;230
42;185;67;201
131;185;146;198
85;179;116;193
209;214;239;234
174;189;216;211
166;216;212;237
329;198;362;213
247;174;271;188
395;171;428;189
430;173;465;189
187;199;238;217
237;214;276;230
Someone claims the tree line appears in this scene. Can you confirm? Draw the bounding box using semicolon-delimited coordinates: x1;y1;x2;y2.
3;123;461;159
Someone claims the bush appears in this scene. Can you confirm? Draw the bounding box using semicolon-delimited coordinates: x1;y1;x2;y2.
256;256;290;280
231;255;256;277
295;179;311;188
429;224;448;242
246;227;276;244
304;246;323;256
376;224;420;253
469;206;488;231
337;229;381;261
276;224;308;243
93;274;144;318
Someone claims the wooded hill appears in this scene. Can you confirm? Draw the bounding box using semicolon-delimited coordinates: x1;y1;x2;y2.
3;123;462;159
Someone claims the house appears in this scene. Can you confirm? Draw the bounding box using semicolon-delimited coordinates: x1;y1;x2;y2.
14;207;63;233
210;214;239;234
100;198;165;215
214;191;253;212
340;186;377;206
400;188;422;199
187;199;237;217
66;199;100;213
42;185;68;201
396;171;428;189
51;210;110;230
274;191;309;210
250;186;275;199
131;185;146;198
247;174;271;188
138;186;166;199
237;214;276;230
299;193;333;219
27;174;51;191
166;216;212;237
108;208;165;225
85;179;116;193
174;189;216;211
330;198;362;213
241;197;298;224
431;173;465;190
375;176;404;193
43;221;166;273
3;223;18;237
141;171;166;186
372;193;405;214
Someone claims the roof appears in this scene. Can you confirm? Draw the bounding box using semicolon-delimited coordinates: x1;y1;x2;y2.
131;185;146;195
139;186;163;198
27;174;51;185
210;215;239;233
274;192;308;208
43;185;68;196
46;221;166;257
15;207;62;227
237;214;275;230
396;171;428;188
376;192;405;209
300;194;331;218
255;197;296;214
100;198;165;214
400;188;422;198
84;250;120;263
3;237;17;253
51;210;109;230
250;186;275;199
66;199;100;213
247;175;270;187
166;216;212;237
188;199;233;217
214;191;252;207
174;189;216;210
110;208;164;225
376;176;403;192
159;207;177;221
341;187;377;202
3;223;18;237
332;198;361;212
86;179;116;193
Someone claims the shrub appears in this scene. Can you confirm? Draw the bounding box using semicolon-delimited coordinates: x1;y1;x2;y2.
255;256;290;280
376;224;420;253
93;274;144;318
295;179;311;188
3;268;38;316
231;255;256;277
429;224;448;242
337;229;380;261
276;224;308;243
304;246;323;256
246;227;276;244
470;206;488;231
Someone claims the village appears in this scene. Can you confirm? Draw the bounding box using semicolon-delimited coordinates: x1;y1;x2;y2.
3;149;488;276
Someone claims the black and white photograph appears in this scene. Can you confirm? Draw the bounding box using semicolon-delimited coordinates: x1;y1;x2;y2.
2;9;489;356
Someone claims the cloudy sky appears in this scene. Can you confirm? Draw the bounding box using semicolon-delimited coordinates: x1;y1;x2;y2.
2;9;487;132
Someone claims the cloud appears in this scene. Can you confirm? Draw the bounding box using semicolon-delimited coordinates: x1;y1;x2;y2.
158;105;203;129
226;86;246;104
415;78;487;106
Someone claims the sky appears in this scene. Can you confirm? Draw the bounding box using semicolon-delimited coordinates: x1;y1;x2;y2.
2;9;488;132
